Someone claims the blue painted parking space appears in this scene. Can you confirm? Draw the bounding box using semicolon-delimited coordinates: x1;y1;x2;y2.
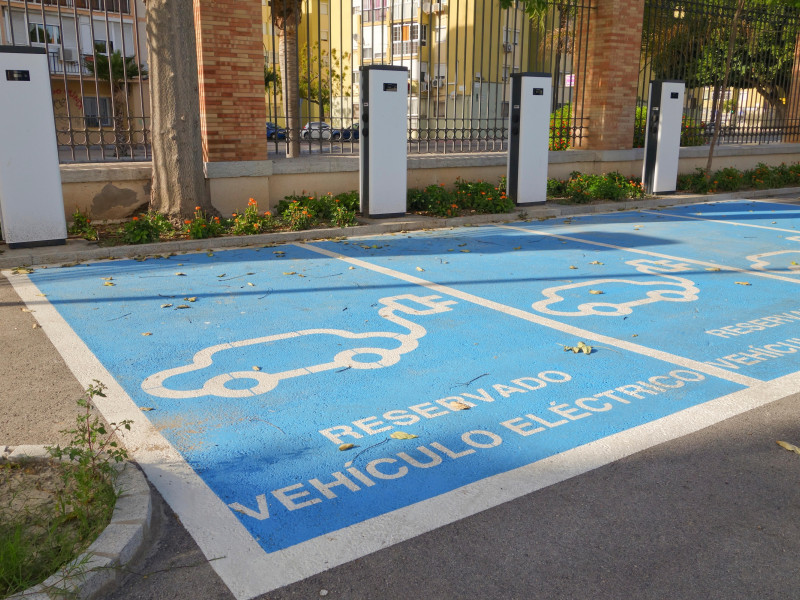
27;240;746;554
511;201;800;280
316;207;800;382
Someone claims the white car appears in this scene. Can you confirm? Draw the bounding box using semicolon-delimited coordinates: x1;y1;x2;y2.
301;121;332;140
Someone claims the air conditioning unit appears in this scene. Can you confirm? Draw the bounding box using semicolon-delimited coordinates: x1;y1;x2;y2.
432;2;445;12
422;1;432;13
431;78;441;88
59;47;78;62
503;42;513;52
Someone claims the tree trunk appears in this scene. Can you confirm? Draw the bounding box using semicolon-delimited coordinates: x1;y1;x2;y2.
145;0;211;218
279;25;302;158
706;0;745;177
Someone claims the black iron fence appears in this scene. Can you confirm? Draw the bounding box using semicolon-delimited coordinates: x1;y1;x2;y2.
264;0;592;155
1;0;149;162
637;0;800;147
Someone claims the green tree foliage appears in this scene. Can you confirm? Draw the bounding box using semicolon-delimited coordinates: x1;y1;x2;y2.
298;42;350;116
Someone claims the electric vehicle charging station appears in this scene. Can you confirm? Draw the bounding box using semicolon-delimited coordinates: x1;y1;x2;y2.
0;46;67;248
507;72;552;206
359;65;408;218
642;80;685;195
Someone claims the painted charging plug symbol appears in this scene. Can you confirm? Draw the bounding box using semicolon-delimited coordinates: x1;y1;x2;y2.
141;294;457;399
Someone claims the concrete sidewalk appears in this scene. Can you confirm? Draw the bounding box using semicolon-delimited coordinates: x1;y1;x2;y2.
2;191;800;600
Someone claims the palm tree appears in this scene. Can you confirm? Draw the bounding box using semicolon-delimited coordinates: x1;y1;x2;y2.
84;46;146;157
270;0;302;158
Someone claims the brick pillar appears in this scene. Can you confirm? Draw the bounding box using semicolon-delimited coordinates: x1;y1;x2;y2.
575;0;645;150
194;0;267;162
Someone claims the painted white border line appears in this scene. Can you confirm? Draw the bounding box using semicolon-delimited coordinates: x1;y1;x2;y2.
496;223;800;286
641;201;800;234
299;243;760;387
3;271;273;600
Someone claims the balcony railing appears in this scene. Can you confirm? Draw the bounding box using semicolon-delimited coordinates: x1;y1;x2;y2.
392;40;419;55
12;0;130;14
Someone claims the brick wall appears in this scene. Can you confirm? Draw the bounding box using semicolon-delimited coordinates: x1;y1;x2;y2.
575;0;645;150
194;0;267;162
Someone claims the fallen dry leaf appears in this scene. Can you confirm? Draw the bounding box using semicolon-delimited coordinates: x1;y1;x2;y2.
184;297;197;302
390;431;419;440
175;305;190;309
142;332;153;336
735;281;751;286
175;272;186;276
448;401;472;411
252;366;262;371
416;267;425;272
589;290;604;295
161;303;173;308
705;267;721;272
589;261;604;265
103;282;115;287
339;443;355;451
776;440;800;455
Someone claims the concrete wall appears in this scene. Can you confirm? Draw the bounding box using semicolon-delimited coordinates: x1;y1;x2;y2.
60;143;800;221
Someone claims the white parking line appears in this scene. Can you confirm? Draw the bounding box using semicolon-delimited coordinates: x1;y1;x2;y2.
640;205;800;234
299;243;760;387
496;223;800;285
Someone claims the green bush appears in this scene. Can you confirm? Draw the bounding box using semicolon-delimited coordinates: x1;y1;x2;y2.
183;207;226;239
121;212;169;244
548;171;645;203
276;191;359;226
677;168;712;194
633;105;705;148
229;198;277;235
68;210;98;241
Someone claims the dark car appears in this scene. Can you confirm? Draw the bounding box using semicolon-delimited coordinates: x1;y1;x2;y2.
332;124;360;141
266;122;286;140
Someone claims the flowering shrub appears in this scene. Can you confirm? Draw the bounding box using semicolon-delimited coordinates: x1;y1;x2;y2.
549;172;645;203
121;212;168;244
68;209;98;241
678;163;800;194
229;198;277;235
183;206;225;239
282;200;317;231
276;192;358;228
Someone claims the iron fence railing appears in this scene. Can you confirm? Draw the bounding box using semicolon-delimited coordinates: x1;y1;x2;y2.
637;0;800;147
1;0;149;162
264;0;592;156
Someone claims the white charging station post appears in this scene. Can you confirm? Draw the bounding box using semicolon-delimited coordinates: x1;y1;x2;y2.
642;80;685;195
359;65;408;218
0;46;67;248
507;72;552;206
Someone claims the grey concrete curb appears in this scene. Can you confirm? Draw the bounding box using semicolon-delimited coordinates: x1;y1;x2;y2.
2;446;152;600
1;187;798;269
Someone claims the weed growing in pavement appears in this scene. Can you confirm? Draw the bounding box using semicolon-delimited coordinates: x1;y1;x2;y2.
0;382;130;597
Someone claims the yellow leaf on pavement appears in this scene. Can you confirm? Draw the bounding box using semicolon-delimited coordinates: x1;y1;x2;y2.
777;440;800;455
735;281;751;286
589;290;604;295
339;443;355;451
416;267;425;272
390;431;419;440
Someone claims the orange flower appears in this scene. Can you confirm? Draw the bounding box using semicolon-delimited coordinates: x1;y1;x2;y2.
254;222;261;228
132;216;139;221
248;198;256;206
264;211;271;216
195;206;201;211
232;213;238;217
184;219;191;224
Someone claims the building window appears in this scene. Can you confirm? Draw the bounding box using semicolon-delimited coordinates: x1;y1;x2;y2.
94;39;115;55
84;96;113;128
321;2;328;14
392;22;426;55
29;23;61;46
321;30;329;41
503;28;520;45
